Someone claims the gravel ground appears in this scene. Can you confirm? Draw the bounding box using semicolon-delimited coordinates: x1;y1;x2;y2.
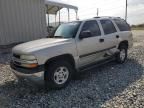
0;30;144;108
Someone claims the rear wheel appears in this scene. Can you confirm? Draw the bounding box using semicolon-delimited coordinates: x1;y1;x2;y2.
115;45;128;64
45;60;73;89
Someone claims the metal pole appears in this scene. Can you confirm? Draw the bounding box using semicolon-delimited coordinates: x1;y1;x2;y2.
59;8;61;25
48;13;50;27
75;10;78;20
97;8;99;16
68;8;70;22
55;14;57;27
125;0;128;21
47;5;50;33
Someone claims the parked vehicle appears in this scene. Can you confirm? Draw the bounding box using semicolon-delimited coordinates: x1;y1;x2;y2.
10;17;133;89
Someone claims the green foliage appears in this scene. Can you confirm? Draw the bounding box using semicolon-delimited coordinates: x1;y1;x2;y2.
131;23;144;30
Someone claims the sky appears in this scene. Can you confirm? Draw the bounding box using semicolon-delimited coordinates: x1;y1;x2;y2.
49;0;144;25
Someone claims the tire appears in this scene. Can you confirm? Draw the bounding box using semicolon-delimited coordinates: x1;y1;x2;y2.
44;60;74;89
115;44;128;64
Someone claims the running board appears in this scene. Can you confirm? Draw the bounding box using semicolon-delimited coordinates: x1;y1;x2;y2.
79;57;115;72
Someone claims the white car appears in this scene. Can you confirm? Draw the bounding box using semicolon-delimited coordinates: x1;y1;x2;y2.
10;17;133;89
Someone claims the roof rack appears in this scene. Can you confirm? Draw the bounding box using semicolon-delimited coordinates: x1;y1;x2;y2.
93;17;101;18
93;16;122;19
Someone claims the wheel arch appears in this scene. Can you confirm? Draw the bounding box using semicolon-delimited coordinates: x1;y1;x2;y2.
118;40;128;49
44;54;76;70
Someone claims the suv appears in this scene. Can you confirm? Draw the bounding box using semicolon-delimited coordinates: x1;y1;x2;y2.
10;17;133;89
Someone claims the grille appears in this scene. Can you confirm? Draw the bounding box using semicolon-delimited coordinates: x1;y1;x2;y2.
14;61;21;66
13;54;20;59
12;54;21;66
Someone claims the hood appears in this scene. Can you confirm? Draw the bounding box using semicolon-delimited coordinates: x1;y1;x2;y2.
12;38;71;54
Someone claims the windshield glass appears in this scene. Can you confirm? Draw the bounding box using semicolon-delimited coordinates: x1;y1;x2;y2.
54;21;81;38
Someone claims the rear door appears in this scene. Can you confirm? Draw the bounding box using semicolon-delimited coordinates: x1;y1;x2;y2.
113;19;132;46
99;19;119;53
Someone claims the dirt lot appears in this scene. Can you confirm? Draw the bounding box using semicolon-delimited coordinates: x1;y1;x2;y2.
0;30;144;108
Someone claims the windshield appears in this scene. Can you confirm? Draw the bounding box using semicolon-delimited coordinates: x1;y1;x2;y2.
54;21;81;38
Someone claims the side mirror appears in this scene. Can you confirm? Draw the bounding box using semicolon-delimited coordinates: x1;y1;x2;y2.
79;30;92;39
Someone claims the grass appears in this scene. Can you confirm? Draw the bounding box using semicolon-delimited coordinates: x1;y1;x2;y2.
131;27;144;30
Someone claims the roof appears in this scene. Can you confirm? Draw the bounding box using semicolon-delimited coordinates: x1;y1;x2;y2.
45;0;78;14
94;16;122;19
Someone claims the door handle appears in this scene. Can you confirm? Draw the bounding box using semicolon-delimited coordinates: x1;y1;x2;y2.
116;35;119;38
99;39;104;43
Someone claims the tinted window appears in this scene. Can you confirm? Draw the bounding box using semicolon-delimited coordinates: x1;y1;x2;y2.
114;19;131;31
81;20;101;37
100;20;117;35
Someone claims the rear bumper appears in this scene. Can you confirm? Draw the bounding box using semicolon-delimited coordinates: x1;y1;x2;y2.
10;62;45;85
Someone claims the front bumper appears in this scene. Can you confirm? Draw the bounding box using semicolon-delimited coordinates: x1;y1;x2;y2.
10;62;45;85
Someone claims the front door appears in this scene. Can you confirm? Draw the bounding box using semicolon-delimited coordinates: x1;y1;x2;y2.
76;20;105;67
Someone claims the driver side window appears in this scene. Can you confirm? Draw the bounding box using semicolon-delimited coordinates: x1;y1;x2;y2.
81;20;101;37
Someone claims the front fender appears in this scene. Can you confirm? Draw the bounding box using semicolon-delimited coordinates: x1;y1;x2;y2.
33;42;78;67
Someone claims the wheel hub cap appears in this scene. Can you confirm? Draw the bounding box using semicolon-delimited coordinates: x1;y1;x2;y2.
54;66;69;85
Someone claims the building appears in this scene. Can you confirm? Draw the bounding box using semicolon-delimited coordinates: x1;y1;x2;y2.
0;0;78;45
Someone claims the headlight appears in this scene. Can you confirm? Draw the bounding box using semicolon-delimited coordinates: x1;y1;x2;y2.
20;55;36;60
20;55;38;68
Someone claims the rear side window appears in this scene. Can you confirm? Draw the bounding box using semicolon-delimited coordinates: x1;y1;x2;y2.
81;20;101;37
114;19;131;31
100;20;117;35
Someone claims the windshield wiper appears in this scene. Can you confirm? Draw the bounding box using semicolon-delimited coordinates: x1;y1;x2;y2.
54;36;64;38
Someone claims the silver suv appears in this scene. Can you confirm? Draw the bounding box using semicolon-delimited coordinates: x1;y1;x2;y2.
11;17;133;89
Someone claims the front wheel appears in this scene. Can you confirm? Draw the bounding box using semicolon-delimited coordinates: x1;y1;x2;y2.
115;45;128;64
44;61;73;89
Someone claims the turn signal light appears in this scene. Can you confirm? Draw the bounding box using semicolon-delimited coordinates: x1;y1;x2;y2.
21;63;38;68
